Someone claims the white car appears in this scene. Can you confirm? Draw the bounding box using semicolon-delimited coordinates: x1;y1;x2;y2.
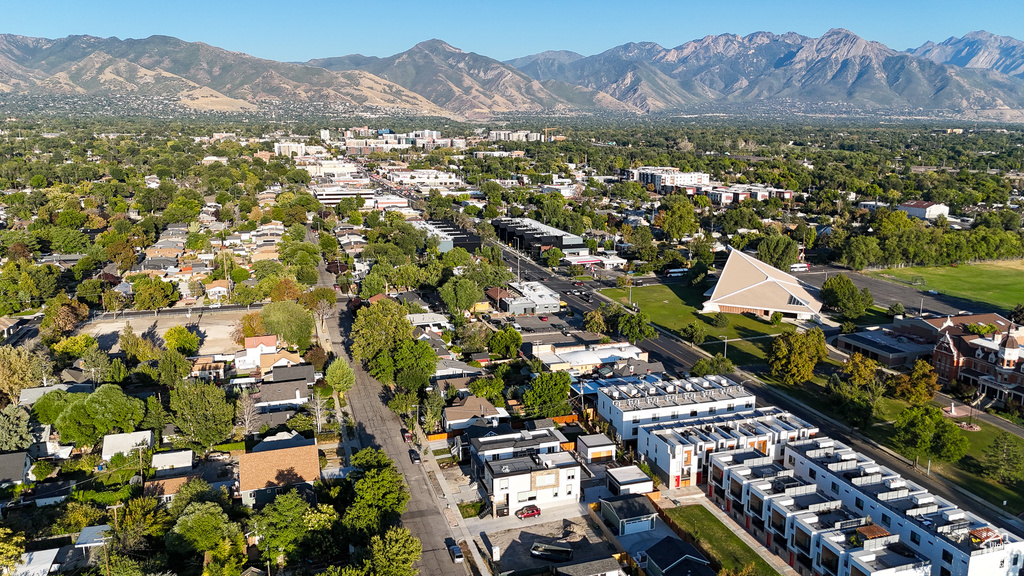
512;322;523;331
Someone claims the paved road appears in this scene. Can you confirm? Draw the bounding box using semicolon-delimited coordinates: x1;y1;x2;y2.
332;311;469;576
797;264;999;316
495;243;1024;534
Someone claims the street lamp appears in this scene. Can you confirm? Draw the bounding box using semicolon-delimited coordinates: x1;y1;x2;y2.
719;336;728;358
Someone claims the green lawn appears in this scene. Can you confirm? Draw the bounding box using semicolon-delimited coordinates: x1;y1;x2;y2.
869;260;1024;311
600;284;791;365
458;500;484;518
664;505;779;576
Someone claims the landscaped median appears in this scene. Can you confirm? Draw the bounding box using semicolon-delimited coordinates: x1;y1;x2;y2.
599;283;791;365
663;504;780;576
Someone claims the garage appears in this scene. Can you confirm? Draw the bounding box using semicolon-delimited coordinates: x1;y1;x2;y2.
600;494;659;536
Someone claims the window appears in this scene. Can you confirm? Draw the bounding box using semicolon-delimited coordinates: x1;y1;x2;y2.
690;410;697;417
499;479;509;490
854;497;864;510
830;482;838;494
632;427;638;436
910;531;921;545
709;407;717;414
808;469;817;479
788;456;795;466
517;490;537;502
940;569;951;576
567;470;576;480
632;416;639;423
881;513;891;528
652;414;660;421
567;484;573;495
941;550;952;564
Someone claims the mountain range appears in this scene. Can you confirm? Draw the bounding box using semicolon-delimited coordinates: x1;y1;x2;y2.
4;29;1024;120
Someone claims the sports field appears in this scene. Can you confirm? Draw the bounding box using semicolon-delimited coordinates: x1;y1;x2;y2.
870;260;1024;312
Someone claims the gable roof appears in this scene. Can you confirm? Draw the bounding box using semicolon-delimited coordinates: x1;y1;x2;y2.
143;474;201;499
269;363;316;384
645;536;712;576
444;395;499;422
238;443;320;493
259;351;303;374
101;431;154;461
245;335;278;349
703;249;822;316
0;452;28;484
258;379;309;403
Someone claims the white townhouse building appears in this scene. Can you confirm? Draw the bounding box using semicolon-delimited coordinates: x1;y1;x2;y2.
483;451;581;518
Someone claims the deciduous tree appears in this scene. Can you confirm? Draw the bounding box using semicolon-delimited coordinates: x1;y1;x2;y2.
768;328;827;385
889;360;940;405
253;491;311;566
262;301;315;351
821;274;874;319
0;404;32;451
523;372;572;418
618;311;657;344
488;325;522;359
351;299;413;362
169;380;234;452
163;325;201;356
756;235;799;269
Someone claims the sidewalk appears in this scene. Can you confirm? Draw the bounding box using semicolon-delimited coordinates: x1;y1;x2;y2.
419;445;492;576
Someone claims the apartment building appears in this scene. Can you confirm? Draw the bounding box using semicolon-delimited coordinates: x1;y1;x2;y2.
638;407;817;488
626;167;710;192
595;375;755;442
467;424;568;479
777;437;1024;576
484;451;581;518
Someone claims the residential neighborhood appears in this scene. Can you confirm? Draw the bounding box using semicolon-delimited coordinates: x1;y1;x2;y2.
0;119;1023;576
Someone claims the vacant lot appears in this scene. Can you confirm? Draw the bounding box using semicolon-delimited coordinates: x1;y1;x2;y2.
80;310;248;356
600;284;791;365
870;260;1024;312
481;515;616;573
664;505;779;576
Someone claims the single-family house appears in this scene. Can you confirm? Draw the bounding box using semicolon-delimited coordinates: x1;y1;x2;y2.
11;548;61;576
644;537;715;576
238;432;321;507
206;279;230;300
576;434;617;464
25;480;75;507
191;357;226;381
144;474;202;504
259;351;303;376
152;450;194;477
443;395;508;432
101;431;154;461
0;452;30;487
606;466;654;496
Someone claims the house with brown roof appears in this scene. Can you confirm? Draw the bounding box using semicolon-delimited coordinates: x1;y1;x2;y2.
191;357;226;381
701;249;822;321
206;279;230;300
443;395;509;432
238;432;321;507
258;351;303;376
144;474;201;504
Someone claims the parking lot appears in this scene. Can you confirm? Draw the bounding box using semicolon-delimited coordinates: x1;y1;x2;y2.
81;309;248;356
478;515;617;574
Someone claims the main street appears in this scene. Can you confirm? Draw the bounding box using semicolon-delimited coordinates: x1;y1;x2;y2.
327;311;469;576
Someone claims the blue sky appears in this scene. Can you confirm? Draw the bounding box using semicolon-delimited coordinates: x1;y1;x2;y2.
4;0;1020;62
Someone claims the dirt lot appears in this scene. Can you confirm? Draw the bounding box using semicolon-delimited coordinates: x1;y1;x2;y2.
80;310;249;356
481;515;616;573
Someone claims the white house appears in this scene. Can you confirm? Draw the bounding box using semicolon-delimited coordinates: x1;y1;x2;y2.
11;549;61;576
576;433;617;464
484;452;581;518
101;431;154;461
606;466;654;496
152;450;194;477
897;200;949;221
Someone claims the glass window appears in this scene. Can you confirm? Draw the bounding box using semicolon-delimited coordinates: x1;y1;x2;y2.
910;531;921;545
855;497;864;510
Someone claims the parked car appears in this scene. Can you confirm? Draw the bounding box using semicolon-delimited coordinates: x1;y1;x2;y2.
512;322;523;331
449;545;464;563
539;316;549;321
523;326;535;333
402;430;413;443
516;505;541;519
572;281;584;287
207;452;230;462
409;450;421;464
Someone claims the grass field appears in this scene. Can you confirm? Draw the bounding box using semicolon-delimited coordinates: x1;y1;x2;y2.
870;260;1024;311
664;505;780;576
600;284;791;365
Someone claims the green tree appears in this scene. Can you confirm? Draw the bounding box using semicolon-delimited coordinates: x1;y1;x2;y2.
163;325;201;356
367;526;422;576
618;311;657;343
887;302;906;317
55;384;144;446
544;247;564;267
523;372;572;417
889;360;940;405
0;345;48;406
342;455;410;542
351;299;413;362
166;501;241;555
421;387;446;432
326;357;356;396
262;300;315;351
488;325;523;359
691;354;735;377
756;235;800;269
843;352;879;388
0;404;32;451
893;405;968;465
33;390;86;424
253;490;310;566
682;321;707;345
158;349;191;388
985;432;1024;485
584;308;606;334
0;527;26;576
113;497;169;555
468;377;505;408
768;328;827;385
660;198;698;242
393;339;436;391
821;274;874;319
169;380;235;452
438;277;484;316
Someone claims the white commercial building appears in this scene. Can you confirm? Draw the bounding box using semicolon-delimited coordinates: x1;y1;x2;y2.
596;374;755;442
627;167;710;192
274;141;306;157
897;201;950;221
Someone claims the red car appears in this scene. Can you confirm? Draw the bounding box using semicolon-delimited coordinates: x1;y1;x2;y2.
516;505;541;519
573;281;584;287
539;316;549;321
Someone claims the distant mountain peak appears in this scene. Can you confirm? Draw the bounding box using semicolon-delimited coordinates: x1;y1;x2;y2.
412;39;462;53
